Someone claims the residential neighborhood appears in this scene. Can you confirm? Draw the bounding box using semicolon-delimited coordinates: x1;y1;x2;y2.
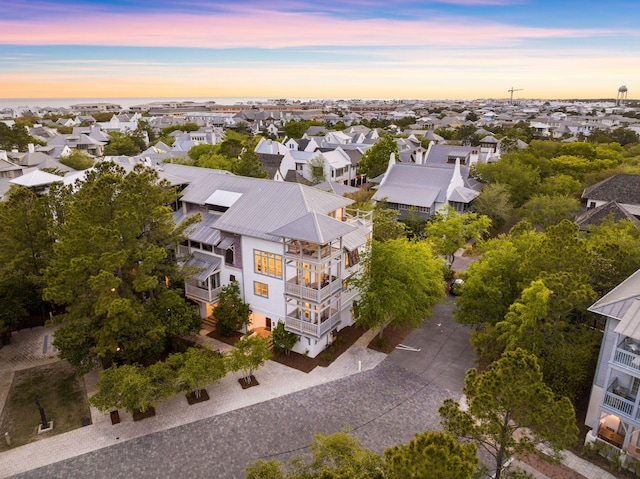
2;95;640;479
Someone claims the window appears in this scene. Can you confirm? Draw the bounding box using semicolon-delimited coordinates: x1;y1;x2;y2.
254;250;283;278
225;246;234;265
254;281;269;298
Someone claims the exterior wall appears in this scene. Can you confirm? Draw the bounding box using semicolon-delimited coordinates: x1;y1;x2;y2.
595;318;620;388
241;236;286;326
586;384;604;427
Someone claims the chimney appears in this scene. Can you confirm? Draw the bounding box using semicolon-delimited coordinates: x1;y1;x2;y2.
28;143;35;153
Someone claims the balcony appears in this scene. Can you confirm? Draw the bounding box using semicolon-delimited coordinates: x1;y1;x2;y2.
185;283;222;303
285;243;340;262
614;338;640;373
284;310;340;339
285;277;341;302
603;378;637;419
344;208;373;227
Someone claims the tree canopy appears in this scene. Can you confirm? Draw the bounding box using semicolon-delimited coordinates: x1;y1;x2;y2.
439;349;578;479
424;206;491;265
43;163;200;373
358;136;398;179
348;238;444;339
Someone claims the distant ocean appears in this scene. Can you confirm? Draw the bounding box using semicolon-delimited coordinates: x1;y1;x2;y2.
0;97;344;110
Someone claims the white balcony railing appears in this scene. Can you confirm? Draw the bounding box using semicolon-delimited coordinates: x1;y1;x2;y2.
604;391;635;417
285;279;341;302
185;283;222;303
284;312;340;338
614;347;640;372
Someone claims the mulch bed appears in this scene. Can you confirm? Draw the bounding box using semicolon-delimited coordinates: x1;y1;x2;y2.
186;389;210;405
271;325;367;373
238;375;259;389
132;407;156;422
518;453;588;479
367;324;414;354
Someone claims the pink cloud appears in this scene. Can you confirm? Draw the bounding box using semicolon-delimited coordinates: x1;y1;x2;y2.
0;9;629;49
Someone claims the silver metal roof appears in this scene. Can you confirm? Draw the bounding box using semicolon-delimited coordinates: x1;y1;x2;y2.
590;268;640;340
270;212;356;244
186;251;222;281
163;164;353;242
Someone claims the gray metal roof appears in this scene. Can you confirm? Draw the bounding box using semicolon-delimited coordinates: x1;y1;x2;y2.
590;269;640;341
270;212;355;244
186;251;222;281
448;186;480;203
163;163;353;242
179;211;221;245
342;224;370;251
372;163;452;207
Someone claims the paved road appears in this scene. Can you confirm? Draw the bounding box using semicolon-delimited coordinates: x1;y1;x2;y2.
389;295;475;395
8;298;475;479
12;362;452;479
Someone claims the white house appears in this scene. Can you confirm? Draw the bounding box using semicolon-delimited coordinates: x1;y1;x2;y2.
371;154;480;219
585;268;640;465
163;163;372;358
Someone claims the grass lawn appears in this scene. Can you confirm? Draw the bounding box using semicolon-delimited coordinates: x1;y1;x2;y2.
0;361;91;451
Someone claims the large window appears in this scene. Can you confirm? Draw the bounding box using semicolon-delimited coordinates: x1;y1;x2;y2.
254;281;269;298
254;250;283;278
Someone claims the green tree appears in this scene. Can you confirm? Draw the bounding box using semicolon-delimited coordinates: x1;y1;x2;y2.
271;321;298;355
454;226;540;327
439;349;578;479
372;207;406;242
246;430;384;479
307;153;326;184
104;131;141;156
282;120;323;139
537;174;583;197
0;122;44;150
169;346;226;398
472;158;541;207
188;143;217;162
586;219;640;296
197;153;236;172
90;361;176;414
213;281;252;337
518;194;579;230
472;183;515;232
359;136;398;179
348;238;444;339
226;334;272;384
384;430;478;479
59;149;95;170
43;163;199;373
234;147;268;178
495;276;598;400
0;186;57;330
424;206;491;266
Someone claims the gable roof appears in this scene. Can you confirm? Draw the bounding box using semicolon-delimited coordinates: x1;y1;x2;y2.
582;174;640;204
575;201;640;230
373;163;454;206
589;268;640;340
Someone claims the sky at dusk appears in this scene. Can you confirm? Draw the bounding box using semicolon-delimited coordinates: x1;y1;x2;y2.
1;0;639;101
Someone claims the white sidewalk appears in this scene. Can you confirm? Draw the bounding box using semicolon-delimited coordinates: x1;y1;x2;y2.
0;330;385;478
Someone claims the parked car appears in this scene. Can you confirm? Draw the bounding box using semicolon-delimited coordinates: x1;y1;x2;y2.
448;278;464;295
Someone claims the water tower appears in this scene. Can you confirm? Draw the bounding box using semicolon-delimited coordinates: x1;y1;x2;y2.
617;85;628;106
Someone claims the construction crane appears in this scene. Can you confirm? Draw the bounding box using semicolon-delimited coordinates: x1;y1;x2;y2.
508;87;523;105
